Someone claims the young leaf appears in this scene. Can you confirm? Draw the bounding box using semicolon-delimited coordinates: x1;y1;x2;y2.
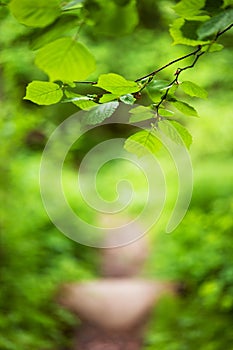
120;94;136;105
170;100;198;117
124;129;162;157
129;106;155;123
147;80;170;92
146;80;170;102
35;38;96;82
24;81;63;105
84;102;119;125
181;81;208;98
170;18;210;46
158;108;174;117
62;0;83;10
99;94;119;103
30;15;79;50
173;0;205;18
201;43;224;52
197;9;233;39
64;90;98;109
96;73;140;95
159;120;192;149
9;0;61;28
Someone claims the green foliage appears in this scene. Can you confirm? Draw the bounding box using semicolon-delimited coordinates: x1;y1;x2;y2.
64;90;99;109
9;0;61;28
129;105;155;122
146;80;170;102
85;0;139;36
82;101;119;125
223;0;233;6
35;38;96;82
119;93;136;104
197;9;233;39
5;0;232;157
62;0;83;11
159;120;193;148
169;99;199;116
180;80;208;98
1;1;233;349
173;0;206;18
170;17;210;46
24;81;63;105
124;129;162;157
96;73;140;94
145;194;233;349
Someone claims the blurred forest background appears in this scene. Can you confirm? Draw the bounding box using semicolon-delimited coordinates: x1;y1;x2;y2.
0;0;233;349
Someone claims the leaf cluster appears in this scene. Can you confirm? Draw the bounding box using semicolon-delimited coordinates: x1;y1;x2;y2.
5;0;232;156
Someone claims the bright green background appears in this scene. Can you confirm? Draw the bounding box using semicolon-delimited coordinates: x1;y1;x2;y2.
0;1;233;349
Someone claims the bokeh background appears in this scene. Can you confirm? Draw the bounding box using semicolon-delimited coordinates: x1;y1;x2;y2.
0;0;233;349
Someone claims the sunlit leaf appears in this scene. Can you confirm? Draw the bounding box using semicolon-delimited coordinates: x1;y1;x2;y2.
30;15;78;50
201;43;224;52
158;108;174;117
124;129;162;157
170;18;210;46
62;0;83;10
120;94;136;105
64;90;98;109
24;81;63;105
173;0;205;18
129;106;155;123
9;0;61;28
170;99;198;117
181;81;208;98
159;120;192;149
84;102;119;125
35;37;96;82
96;73;140;95
99;94;118;103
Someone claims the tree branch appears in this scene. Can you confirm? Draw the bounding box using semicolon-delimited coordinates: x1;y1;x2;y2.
135;46;202;83
73;23;233;93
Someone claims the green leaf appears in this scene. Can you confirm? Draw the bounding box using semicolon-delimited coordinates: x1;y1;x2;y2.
159;120;192;149
9;0;61;28
96;73;140;95
84;102;119;125
197;9;233;39
129;106;155;123
170;18;210;46
170;100;198;117
173;0;205;18
146;80;170;102
30;15;79;50
64;90;98;109
99;94;118;103
158;108;174;117
35;37;96;82
201;43;224;52
120;94;136;105
124;129;162;157
181;81;208;98
62;0;83;10
24;81;63;105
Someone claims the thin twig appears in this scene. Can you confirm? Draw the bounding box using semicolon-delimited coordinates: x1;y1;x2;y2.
73;23;233;88
135;46;202;82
